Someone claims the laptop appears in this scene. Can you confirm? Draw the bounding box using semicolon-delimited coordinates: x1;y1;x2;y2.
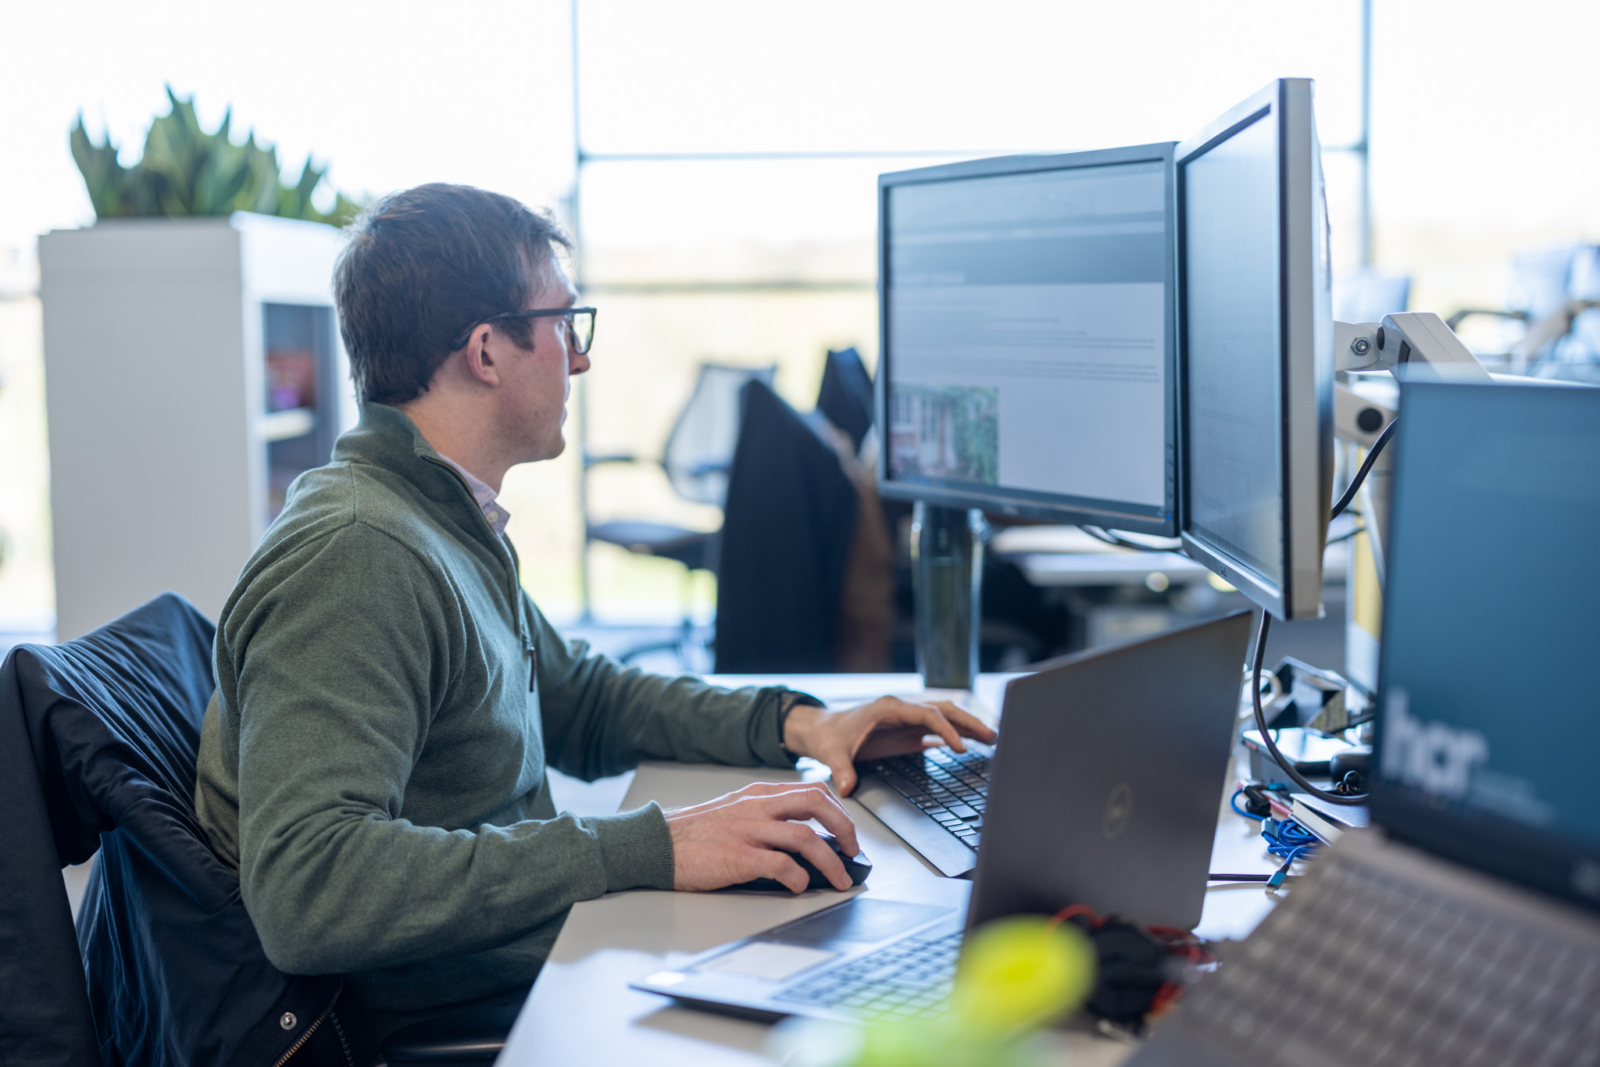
1130;381;1600;1066
631;609;1252;1021
853;737;992;877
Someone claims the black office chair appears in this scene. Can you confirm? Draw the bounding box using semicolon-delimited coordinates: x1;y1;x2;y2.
377;1002;521;1066
0;594;515;1067
584;362;775;662
0;593;351;1067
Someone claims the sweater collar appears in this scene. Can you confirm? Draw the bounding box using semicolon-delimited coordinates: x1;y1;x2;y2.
439;455;511;536
335;403;505;542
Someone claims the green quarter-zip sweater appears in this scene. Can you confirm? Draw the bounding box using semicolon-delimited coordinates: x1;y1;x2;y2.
195;402;798;1018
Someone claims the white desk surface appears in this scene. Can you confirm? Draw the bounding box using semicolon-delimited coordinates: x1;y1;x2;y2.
508;674;1284;1067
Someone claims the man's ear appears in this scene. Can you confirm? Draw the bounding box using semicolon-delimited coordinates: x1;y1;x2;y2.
463;324;503;388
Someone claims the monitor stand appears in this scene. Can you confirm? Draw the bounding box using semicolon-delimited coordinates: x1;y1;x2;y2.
1333;312;1493;699
911;502;984;690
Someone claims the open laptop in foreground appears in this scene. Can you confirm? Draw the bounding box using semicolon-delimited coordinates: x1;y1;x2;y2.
1131;381;1600;1066
631;609;1251;1022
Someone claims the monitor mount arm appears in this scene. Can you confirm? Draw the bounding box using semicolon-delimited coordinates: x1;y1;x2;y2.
1330;313;1491;578
1335;312;1494;379
1252;315;1490;795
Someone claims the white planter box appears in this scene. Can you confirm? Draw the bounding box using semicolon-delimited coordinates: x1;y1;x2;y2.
40;212;356;640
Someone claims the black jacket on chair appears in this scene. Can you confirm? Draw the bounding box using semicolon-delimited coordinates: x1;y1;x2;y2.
715;381;859;673
815;347;875;455
0;593;346;1067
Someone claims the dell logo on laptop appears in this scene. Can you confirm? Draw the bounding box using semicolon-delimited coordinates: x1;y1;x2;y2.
1103;782;1134;840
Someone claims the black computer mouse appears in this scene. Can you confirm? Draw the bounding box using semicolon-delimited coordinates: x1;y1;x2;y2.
728;835;872;893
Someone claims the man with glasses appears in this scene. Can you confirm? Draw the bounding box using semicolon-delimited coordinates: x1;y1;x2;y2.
193;183;991;1049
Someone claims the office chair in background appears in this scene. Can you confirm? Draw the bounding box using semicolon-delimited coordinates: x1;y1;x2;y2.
1332;266;1411;325
715;379;898;673
1447;243;1600;381
582;363;776;665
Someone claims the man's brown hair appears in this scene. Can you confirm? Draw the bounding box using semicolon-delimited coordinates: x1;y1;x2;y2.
334;183;572;405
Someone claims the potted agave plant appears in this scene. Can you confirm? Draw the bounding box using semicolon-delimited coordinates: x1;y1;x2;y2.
68;86;363;225
41;88;366;641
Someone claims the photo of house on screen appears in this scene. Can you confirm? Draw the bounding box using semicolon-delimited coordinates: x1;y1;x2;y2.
888;384;1000;486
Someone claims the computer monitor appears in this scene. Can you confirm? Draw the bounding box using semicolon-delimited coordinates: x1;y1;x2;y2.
1175;78;1334;621
876;143;1179;536
1374;380;1600;912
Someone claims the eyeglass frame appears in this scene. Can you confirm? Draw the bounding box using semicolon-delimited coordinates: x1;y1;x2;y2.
450;306;597;355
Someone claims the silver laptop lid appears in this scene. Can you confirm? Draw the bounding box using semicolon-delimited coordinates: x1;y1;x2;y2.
969;610;1252;931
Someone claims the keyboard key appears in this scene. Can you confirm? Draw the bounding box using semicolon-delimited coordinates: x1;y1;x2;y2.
777;930;963;1019
866;751;992;852
1176;853;1600;1067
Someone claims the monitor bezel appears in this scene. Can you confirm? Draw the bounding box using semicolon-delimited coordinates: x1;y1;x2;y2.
875;142;1180;536
1174;78;1333;622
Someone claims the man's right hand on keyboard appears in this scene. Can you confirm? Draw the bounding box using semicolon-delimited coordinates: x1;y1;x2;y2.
781;696;997;797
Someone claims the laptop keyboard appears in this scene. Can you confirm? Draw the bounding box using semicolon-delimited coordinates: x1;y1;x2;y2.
775;925;962;1019
862;746;992;849
1176;854;1600;1067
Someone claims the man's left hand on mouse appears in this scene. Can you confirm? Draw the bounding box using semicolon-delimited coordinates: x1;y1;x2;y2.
781;696;997;797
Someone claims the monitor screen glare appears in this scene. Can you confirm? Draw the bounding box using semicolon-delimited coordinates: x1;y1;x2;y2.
1181;112;1284;585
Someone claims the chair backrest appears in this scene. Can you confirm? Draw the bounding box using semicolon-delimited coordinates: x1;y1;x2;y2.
1507;245;1582;321
815;347;875;454
1332;268;1411;324
1499;244;1600;379
715;381;859;673
1568;245;1600;302
0;593;342;1067
1544;246;1600;381
662;363;777;507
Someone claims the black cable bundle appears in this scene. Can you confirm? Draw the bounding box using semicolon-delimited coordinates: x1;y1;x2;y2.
1077;917;1172;1025
1050;907;1214;1031
1247;418;1398;807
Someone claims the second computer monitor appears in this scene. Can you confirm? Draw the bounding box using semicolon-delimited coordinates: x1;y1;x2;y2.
876;143;1179;536
1176;78;1334;621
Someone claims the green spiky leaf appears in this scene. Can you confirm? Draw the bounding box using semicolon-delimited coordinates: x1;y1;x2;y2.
68;85;367;226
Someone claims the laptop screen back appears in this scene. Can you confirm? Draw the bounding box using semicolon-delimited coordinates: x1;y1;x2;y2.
1374;381;1600;911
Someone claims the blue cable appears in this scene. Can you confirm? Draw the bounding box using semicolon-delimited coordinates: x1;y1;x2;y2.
1262;817;1318;860
1261;817;1318;888
1229;788;1266;821
1231;789;1321;888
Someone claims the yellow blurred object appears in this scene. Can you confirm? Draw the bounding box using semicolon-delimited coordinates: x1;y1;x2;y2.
953;915;1097;1035
765;916;1097;1067
768;1015;1054;1067
850;1022;1042;1067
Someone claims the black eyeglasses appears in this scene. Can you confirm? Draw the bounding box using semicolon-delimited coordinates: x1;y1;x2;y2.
451;307;597;355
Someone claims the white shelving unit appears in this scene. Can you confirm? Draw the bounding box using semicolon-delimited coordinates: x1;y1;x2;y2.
40;213;357;640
